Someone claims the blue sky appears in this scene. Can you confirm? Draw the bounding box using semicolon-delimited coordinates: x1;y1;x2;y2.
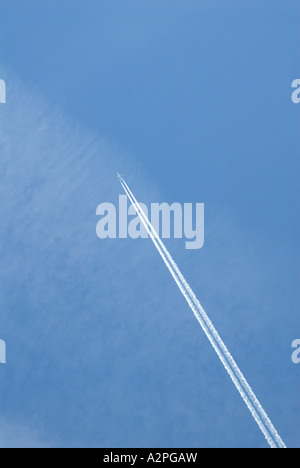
0;0;299;448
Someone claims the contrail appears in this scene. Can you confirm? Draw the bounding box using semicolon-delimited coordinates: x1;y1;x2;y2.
118;174;286;449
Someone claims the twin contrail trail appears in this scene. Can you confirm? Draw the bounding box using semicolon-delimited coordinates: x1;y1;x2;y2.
118;174;286;449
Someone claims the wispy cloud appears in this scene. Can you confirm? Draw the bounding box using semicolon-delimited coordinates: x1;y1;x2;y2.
0;417;49;448
0;67;297;448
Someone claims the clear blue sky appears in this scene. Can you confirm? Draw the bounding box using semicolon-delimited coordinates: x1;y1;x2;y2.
0;0;299;448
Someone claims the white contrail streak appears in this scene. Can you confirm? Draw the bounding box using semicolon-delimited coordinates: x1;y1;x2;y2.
118;174;286;449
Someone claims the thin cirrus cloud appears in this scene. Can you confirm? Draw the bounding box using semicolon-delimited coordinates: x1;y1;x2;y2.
0;67;298;448
0;417;49;449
